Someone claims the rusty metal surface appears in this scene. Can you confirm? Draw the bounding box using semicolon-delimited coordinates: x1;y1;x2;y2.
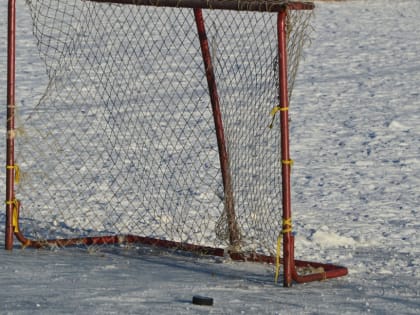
87;0;314;12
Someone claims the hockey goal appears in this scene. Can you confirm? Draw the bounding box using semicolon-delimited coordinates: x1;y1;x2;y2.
5;0;347;286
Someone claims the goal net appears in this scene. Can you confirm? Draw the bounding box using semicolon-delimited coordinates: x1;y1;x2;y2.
7;1;347;287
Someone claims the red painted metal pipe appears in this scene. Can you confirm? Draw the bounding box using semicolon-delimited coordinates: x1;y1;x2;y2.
87;0;315;12
290;236;348;282
194;8;240;248
276;10;348;285
14;230;226;256
277;10;293;287
5;0;16;250
14;229;347;281
13;202;347;281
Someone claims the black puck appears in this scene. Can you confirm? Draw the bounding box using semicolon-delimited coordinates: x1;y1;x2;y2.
192;295;214;306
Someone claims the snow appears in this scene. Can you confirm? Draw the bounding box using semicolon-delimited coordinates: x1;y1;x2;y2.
0;0;419;314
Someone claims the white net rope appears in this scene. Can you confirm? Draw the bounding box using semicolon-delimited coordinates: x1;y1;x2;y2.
15;0;312;255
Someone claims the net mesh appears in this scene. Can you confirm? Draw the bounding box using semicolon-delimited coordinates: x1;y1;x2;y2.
15;0;312;255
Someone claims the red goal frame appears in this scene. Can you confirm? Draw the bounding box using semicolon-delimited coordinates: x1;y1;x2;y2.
5;0;347;287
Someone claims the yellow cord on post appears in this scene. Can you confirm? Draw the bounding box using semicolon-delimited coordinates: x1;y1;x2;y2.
282;218;292;233
6;164;20;184
269;106;289;129
5;199;20;233
274;218;293;283
281;159;294;167
274;234;282;283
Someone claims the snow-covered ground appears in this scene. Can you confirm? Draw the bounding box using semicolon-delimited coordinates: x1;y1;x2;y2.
1;0;419;314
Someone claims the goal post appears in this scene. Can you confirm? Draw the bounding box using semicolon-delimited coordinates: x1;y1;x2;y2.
5;0;347;287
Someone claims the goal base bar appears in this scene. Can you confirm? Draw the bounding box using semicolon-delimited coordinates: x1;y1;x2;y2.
14;231;348;285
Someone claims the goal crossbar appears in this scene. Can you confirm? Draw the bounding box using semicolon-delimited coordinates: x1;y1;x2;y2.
5;0;347;287
88;0;315;12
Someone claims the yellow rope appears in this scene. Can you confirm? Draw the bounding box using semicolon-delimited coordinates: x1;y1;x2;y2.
274;218;293;283
5;199;20;233
6;164;20;184
270;106;289;116
269;106;289;129
274;234;282;283
281;159;294;167
282;218;292;233
5;165;21;233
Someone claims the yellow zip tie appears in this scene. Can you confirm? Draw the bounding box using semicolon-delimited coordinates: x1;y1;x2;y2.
274;218;293;283
269;106;289;129
6;164;20;184
281;159;294;167
5;199;20;233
